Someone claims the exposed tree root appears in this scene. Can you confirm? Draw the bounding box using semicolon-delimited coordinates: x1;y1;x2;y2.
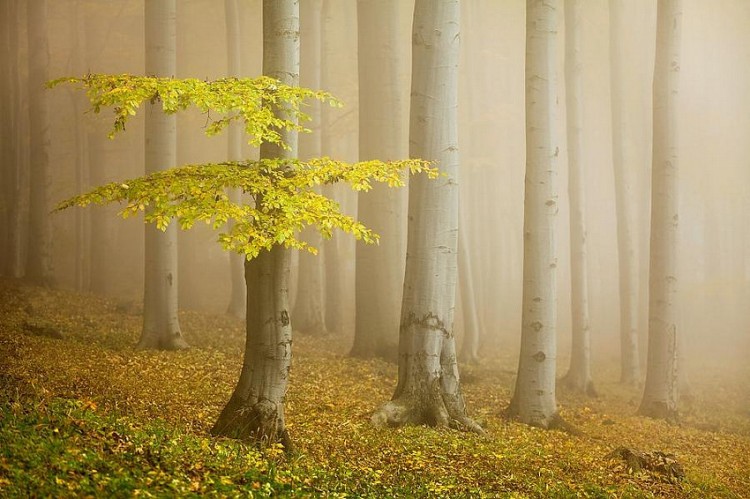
503;407;583;437
371;396;485;436
605;446;685;481
638;401;679;424
136;331;189;351
211;397;292;451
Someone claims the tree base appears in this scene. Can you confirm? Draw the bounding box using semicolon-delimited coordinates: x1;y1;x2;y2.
638;400;679;424
503;407;582;436
371;397;485;435
211;398;292;450
560;372;598;398
136;332;189;351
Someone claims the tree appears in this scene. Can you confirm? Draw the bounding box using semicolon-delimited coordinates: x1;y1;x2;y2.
139;0;186;350
610;0;642;386
351;0;410;359
53;76;431;450
224;0;247;319
639;0;682;422
291;0;328;335
371;0;481;433
506;0;562;429
26;0;53;286
560;0;596;397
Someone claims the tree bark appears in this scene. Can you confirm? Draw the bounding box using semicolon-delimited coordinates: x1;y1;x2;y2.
351;0;410;359
212;0;299;447
639;0;682;422
372;0;481;434
610;0;642;386
507;0;562;428
25;0;53;286
139;0;187;350
561;0;596;397
224;0;247;320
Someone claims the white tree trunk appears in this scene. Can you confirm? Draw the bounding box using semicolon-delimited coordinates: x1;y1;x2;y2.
26;0;53;286
561;0;595;397
291;0;328;335
224;0;247;319
639;0;682;422
508;0;561;428
212;0;299;447
351;0;410;359
139;0;187;350
372;0;481;433
610;0;642;385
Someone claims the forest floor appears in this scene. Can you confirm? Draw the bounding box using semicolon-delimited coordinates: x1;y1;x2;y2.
1;278;749;498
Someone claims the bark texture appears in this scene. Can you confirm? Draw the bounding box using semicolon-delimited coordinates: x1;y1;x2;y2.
212;0;299;447
610;0;642;386
372;0;481;434
507;0;561;428
639;0;682;422
139;0;187;350
561;0;596;397
351;0;410;359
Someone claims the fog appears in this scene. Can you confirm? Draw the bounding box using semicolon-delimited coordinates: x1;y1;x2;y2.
2;0;749;383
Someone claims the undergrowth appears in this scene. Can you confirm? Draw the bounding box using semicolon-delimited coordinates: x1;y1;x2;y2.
0;279;748;497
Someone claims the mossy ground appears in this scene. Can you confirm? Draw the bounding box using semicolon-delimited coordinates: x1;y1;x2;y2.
1;278;749;497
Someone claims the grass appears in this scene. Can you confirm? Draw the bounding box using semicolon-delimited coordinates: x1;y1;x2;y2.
1;278;749;497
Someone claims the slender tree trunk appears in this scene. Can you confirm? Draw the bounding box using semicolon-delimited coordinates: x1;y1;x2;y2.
351;0;410;359
292;0;328;335
139;0;187;350
561;0;596;397
212;0;299;447
225;0;247;319
639;0;682;422
507;0;562;429
25;0;53;286
372;0;481;433
458;207;481;364
610;0;642;386
2;0;28;279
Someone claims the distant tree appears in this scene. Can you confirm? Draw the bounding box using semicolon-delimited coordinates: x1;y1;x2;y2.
561;0;596;397
52;75;430;450
26;0;53;286
639;0;683;422
609;0;642;386
371;0;482;433
139;0;185;350
224;0;247;319
507;0;563;429
351;0;410;359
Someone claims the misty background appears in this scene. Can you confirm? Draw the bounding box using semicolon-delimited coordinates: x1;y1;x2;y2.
2;0;749;379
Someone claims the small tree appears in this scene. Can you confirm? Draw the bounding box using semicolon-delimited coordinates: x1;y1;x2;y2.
51;73;433;447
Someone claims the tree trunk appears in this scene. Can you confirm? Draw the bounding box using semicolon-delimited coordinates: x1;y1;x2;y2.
458;207;481;364
139;0;187;350
2;0;28;279
351;0;410;359
224;0;247;320
25;0;53;286
507;0;561;428
292;0;328;335
561;0;596;397
372;0;481;433
610;0;642;386
639;0;682;422
212;0;299;447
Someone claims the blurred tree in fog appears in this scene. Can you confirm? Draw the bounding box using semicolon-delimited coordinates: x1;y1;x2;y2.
640;0;682;422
